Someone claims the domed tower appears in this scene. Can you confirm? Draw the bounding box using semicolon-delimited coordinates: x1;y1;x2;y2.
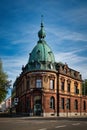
15;20;57;117
25;21;57;116
28;21;55;71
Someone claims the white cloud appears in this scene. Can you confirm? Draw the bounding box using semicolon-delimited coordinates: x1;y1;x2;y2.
47;27;87;42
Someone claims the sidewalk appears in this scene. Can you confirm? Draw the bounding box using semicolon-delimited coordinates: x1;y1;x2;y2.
20;115;87;121
0;112;87;121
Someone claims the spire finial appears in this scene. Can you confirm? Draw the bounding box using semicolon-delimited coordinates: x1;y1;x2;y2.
38;15;46;41
41;15;44;27
41;15;43;23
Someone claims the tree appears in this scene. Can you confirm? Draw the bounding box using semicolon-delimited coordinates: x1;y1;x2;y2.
82;79;87;95
0;59;11;103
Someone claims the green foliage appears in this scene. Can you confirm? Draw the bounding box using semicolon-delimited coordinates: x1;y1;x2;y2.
82;79;87;95
0;59;11;103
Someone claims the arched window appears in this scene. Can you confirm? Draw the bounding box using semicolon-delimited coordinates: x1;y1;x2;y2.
83;101;86;110
74;100;78;110
50;96;55;109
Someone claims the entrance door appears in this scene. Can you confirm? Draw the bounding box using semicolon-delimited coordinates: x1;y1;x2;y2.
34;96;42;116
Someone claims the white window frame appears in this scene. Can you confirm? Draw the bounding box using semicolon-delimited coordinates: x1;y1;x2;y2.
36;79;42;88
50;79;54;89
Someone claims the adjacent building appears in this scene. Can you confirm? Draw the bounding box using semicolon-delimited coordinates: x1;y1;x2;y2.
12;21;87;117
0;97;11;112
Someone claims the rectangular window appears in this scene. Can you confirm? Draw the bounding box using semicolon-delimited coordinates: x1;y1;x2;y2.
26;98;30;109
75;86;77;93
50;79;54;89
36;79;42;88
66;98;70;110
50;97;55;109
61;98;64;109
74;100;78;110
61;82;64;91
67;83;70;92
83;101;86;110
75;86;79;94
26;80;30;90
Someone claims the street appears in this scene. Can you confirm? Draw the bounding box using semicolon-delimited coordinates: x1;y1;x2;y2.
0;117;87;130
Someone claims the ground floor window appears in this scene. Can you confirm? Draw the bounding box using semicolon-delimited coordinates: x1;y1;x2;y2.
61;98;64;109
34;96;42;116
66;98;70;110
50;96;55;109
83;101;86;110
74;99;78;110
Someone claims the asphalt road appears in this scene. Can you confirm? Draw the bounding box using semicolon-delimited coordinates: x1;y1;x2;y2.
0;117;87;130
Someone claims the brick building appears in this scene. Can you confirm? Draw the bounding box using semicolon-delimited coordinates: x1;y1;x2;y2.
12;21;87;117
0;97;11;112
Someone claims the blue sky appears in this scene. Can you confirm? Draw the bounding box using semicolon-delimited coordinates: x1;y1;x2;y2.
0;0;87;97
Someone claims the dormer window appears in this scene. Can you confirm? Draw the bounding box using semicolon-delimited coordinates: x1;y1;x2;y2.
48;63;53;69
63;64;68;74
36;62;41;69
64;68;67;73
48;51;52;54
37;50;40;54
74;72;76;77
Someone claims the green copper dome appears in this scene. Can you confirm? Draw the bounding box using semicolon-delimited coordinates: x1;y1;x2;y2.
28;22;55;71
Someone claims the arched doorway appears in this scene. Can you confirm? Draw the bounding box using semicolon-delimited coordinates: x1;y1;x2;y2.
34;96;42;116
